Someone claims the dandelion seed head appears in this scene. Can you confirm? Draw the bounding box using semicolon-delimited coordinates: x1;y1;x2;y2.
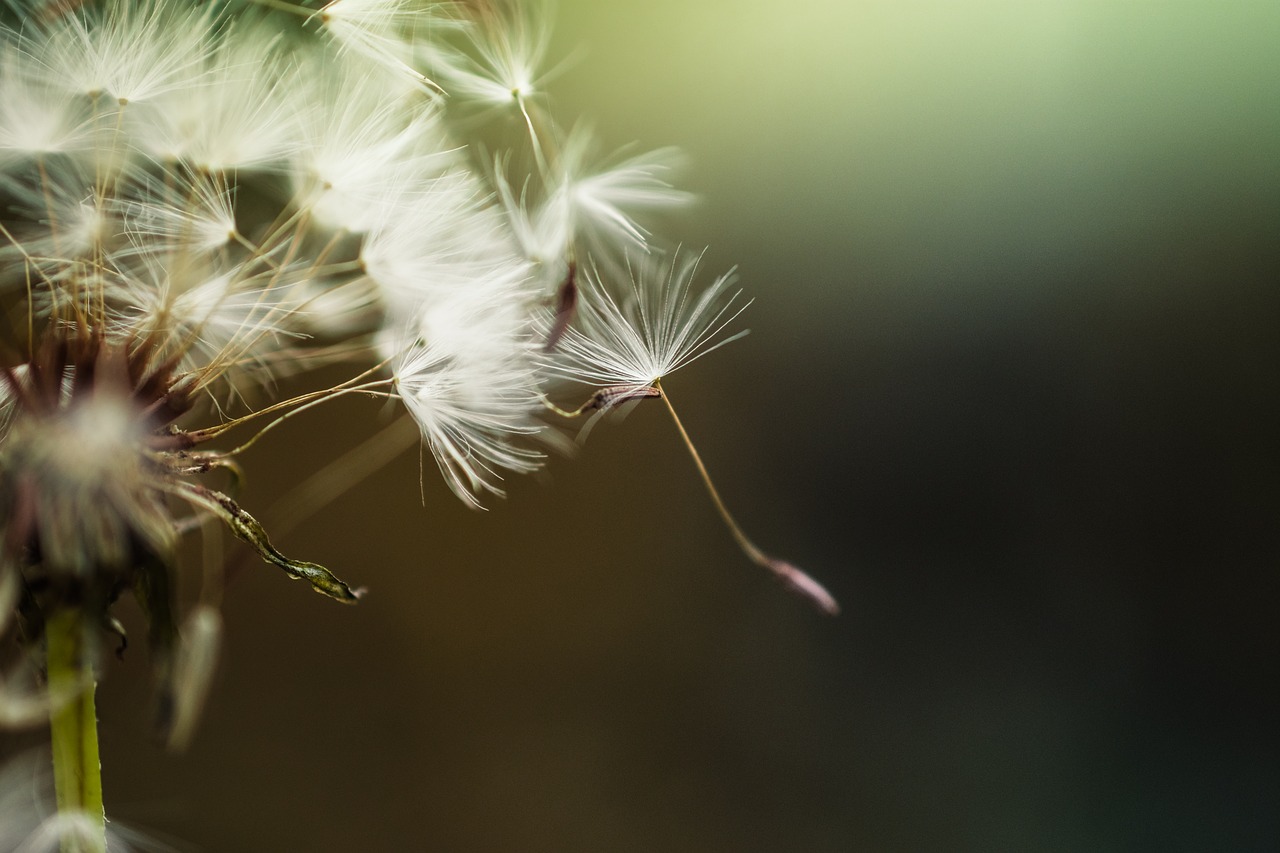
0;334;189;577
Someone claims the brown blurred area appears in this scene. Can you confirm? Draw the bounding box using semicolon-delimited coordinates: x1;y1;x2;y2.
8;2;1279;850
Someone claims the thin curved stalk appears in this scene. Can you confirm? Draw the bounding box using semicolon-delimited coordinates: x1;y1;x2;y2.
658;382;839;615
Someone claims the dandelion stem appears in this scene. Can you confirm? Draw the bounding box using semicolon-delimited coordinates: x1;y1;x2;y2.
46;609;107;853
657;382;839;615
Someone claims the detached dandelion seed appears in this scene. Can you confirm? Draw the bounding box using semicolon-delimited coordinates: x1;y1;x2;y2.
548;251;752;395
549;251;838;614
658;383;840;615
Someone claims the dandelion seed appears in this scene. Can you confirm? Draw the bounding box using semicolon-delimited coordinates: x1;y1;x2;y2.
358;170;530;311
552;126;694;252
164;605;222;752
387;306;546;508
658;384;840;616
100;254;306;390
290;70;458;232
112;166;238;257
437;0;553;110
491;152;572;286
0;47;92;157
549;250;750;394
545;250;837;614
318;0;456;91
0;157;112;263
35;0;220;104
133;24;301;170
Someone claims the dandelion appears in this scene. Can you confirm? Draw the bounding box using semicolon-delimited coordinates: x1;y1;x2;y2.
0;327;354;852
0;1;835;848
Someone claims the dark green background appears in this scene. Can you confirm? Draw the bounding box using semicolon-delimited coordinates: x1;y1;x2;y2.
19;2;1280;850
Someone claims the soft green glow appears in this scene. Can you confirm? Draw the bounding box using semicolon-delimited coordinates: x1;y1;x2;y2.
555;1;1279;309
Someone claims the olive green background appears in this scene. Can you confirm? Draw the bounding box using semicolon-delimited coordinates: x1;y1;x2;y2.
20;2;1280;850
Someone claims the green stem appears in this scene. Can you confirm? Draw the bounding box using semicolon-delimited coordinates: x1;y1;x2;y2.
47;609;107;853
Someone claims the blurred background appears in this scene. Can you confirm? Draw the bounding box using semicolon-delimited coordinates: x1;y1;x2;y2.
16;2;1280;850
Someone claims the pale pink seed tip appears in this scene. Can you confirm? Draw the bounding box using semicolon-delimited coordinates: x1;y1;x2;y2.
768;559;840;616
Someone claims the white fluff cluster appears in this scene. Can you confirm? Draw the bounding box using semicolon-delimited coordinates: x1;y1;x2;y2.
0;0;739;507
